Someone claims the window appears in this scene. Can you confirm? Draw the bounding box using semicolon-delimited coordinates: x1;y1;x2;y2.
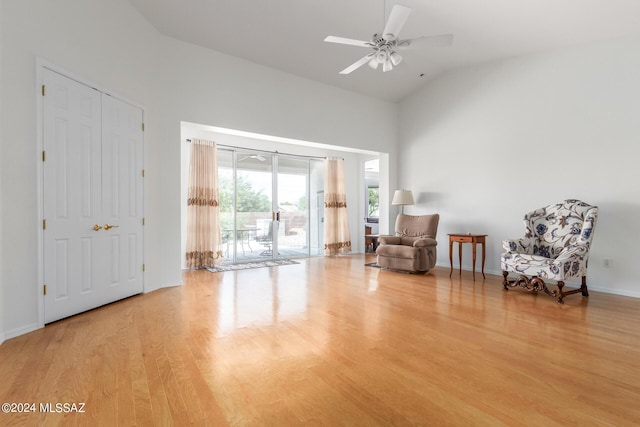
367;186;379;220
364;158;380;223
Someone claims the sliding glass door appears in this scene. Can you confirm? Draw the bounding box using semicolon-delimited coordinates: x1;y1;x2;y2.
275;155;307;258
218;149;323;263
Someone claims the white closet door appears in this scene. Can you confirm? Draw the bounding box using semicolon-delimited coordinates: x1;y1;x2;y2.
43;69;144;323
101;93;144;302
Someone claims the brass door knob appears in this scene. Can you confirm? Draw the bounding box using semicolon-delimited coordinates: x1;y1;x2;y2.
92;224;103;231
104;224;120;231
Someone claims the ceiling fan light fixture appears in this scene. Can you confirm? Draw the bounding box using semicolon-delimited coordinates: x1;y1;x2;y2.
368;57;379;69
390;51;403;66
383;60;393;72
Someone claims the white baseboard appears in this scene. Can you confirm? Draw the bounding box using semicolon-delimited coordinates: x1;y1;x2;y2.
4;323;40;341
144;281;182;294
587;286;640;299
2;283;179;343
437;263;640;300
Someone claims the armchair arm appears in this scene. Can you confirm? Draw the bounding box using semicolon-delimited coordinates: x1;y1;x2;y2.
503;237;535;253
414;237;437;248
554;243;590;264
378;235;401;245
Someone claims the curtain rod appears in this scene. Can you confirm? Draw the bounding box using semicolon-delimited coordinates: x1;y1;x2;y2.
186;139;339;160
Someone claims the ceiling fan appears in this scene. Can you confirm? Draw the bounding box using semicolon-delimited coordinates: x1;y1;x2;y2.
239;154;266;162
324;4;453;74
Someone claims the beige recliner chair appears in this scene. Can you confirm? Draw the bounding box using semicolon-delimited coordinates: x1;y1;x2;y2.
376;214;439;273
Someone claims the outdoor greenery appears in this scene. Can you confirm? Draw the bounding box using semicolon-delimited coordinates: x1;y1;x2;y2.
218;172;270;230
217;169;307;231
368;187;379;217
219;173;271;213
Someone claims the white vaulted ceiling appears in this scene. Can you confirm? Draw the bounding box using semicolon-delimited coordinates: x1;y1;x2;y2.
128;0;640;102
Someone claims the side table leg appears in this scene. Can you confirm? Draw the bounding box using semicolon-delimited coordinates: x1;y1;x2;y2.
449;239;453;277
481;241;486;279
458;242;463;276
472;242;477;281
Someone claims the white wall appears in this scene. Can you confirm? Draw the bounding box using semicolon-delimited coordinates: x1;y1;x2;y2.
399;36;640;297
1;0;397;338
151;35;397;282
1;0;159;338
0;0;5;344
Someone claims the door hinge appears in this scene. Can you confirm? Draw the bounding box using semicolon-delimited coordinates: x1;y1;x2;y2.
142;264;145;272
42;85;46;96
43;219;47;230
42;151;46;162
141;123;145;132
142;217;145;226
141;169;145;178
43;284;47;295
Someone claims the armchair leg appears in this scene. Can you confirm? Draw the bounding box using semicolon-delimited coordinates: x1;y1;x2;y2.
556;278;592;303
581;276;590;297
556;281;565;304
503;273;589;304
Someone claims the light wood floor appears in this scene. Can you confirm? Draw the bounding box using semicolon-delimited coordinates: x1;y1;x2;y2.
1;255;639;426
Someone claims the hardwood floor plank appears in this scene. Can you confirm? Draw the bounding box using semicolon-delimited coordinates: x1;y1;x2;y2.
128;331;154;426
1;255;639;425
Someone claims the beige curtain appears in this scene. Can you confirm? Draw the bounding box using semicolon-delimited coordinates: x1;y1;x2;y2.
185;139;224;268
323;157;351;255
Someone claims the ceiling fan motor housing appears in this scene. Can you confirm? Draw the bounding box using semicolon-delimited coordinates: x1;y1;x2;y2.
373;33;397;49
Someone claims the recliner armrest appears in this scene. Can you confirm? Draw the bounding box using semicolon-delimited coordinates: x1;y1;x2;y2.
413;238;437;248
378;236;401;245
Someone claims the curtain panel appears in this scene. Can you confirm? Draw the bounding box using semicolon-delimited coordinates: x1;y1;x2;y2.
185;138;224;268
323;157;351;255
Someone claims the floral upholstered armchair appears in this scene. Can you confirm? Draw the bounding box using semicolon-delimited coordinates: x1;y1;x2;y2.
501;199;598;304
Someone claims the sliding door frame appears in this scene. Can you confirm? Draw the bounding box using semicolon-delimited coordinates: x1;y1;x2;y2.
218;146;323;264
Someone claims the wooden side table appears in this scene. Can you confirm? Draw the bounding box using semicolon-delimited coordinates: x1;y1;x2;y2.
365;235;380;253
449;234;487;280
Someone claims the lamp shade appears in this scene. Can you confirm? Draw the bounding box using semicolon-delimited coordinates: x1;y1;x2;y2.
392;189;414;206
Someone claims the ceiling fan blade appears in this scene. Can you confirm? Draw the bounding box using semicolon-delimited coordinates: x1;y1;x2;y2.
382;5;411;40
339;54;375;74
324;36;372;48
397;34;454;49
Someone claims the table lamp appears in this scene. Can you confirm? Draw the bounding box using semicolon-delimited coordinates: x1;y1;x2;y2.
392;189;414;214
